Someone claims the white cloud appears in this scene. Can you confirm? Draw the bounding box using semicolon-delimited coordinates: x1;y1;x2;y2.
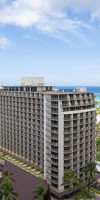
0;36;10;49
0;0;99;33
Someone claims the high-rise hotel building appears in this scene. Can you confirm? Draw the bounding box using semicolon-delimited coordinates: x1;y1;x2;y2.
0;78;96;193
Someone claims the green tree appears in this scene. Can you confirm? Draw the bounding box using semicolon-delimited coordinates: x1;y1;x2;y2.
0;170;18;200
74;185;95;200
83;162;99;191
32;184;46;200
62;169;78;191
0;181;18;200
1;170;15;184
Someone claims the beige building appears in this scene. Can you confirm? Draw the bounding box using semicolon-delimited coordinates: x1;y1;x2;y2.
0;77;96;192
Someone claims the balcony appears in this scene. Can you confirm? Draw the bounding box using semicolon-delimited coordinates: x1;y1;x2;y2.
51;142;58;146
64;136;71;141
51;154;58;159
51;173;58;178
46;122;51;127
73;135;78;140
51;166;58;172
64;142;72;147
51;179;58;184
51;160;58;165
51;148;58;153
64;162;71;167
46;146;51;150
51;123;58;127
46;157;51;162
73;147;78;152
46;168;51;174
73;159;78;165
46;97;51;102
64;117;71;121
46;110;51;115
46;139;51;144
64;123;72;127
73;153;79;158
46;116;51;122
64;130;72;134
46;133;51;138
51;97;58;101
51;104;58;108
64;149;72;154
64;155;71;160
73;123;78;126
46;128;51;132
51;135;58;140
73;140;78;145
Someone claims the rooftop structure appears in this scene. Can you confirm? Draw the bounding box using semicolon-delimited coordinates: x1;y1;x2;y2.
20;77;44;86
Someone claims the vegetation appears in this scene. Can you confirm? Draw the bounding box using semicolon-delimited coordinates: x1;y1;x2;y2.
1;170;15;183
83;162;99;191
95;101;100;105
0;182;18;200
96;137;100;152
32;184;46;200
74;185;95;200
62;169;78;191
97;123;100;136
96;153;100;162
96;136;100;161
0;170;18;200
62;162;99;200
97;107;100;115
32;184;51;200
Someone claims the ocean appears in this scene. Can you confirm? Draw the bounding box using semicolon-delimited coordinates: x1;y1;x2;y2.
53;86;100;106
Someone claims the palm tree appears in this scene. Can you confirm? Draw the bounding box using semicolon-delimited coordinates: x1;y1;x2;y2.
75;177;84;189
0;170;18;200
32;184;46;200
62;169;78;191
0;181;18;200
0;170;15;189
83;162;99;191
2;170;15;184
74;185;95;200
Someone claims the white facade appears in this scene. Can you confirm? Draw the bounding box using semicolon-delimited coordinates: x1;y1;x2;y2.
58;101;64;190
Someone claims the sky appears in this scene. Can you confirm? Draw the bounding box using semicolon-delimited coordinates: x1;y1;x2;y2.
0;0;100;86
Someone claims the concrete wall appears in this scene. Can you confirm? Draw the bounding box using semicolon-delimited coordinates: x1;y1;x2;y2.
58;101;64;190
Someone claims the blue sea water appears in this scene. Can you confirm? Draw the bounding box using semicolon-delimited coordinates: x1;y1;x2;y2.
53;86;100;106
